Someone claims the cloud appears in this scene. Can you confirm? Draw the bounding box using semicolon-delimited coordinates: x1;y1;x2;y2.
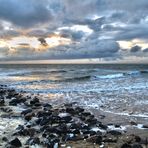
38;38;48;46
0;0;51;27
143;48;148;52
0;47;9;57
0;0;148;62
130;45;141;52
59;29;85;41
1;38;120;60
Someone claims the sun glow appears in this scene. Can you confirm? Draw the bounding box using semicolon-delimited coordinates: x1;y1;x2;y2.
0;35;72;53
0;40;9;47
118;39;148;50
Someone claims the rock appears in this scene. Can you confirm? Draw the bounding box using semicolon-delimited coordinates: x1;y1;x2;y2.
26;137;40;145
98;123;108;130
130;121;137;126
16;125;24;131
115;124;121;128
0;107;12;113
2;137;8;142
9;98;19;106
81;112;91;116
14;128;36;136
132;143;143;148
142;125;148;128
24;113;35;121
86;118;98;125
103;137;117;143
10;138;22;147
30;97;40;105
9;97;26;106
0;99;5;106
66;107;76;114
62;133;75;141
108;130;122;136
72;129;80;134
87;135;102;144
60;114;72;123
37;111;52;118
43;103;52;110
21;109;32;115
75;107;84;113
122;135;141;144
121;143;132;148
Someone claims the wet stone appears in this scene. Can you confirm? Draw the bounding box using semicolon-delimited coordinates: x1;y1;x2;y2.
0;99;5;106
132;143;143;148
107;130;122;136
9;138;22;147
87;135;102;145
26;137;40;145
21;109;32;115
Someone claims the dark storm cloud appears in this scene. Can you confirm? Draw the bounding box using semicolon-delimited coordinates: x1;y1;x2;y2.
0;0;51;27
130;45;141;53
59;30;85;41
38;38;48;46
143;48;148;52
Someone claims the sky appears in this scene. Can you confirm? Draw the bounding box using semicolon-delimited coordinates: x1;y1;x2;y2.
0;0;148;63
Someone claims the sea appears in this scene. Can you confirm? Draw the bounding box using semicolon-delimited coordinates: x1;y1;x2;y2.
0;64;148;118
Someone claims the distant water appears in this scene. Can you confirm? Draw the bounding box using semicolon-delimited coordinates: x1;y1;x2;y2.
0;64;148;117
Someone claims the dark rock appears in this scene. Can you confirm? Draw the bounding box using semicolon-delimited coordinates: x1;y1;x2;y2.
24;113;35;121
21;109;32;115
87;135;102;144
0;99;5;106
2;137;8;142
39;117;51;126
64;103;73;108
66;107;76;114
37;111;52;118
86;118;98;125
143;125;148;128
0;107;12;113
132;143;143;148
121;143;132;148
98;123;108;130
43;103;52;110
14;128;36;136
81;112;91;116
130;121;137;126
30;97;40;105
10;138;22;147
72;129;80;134
122;135;139;144
62;133;75;141
103;137;117;143
108;130;122;136
26;137;40;145
9;99;18;106
16;125;24;131
60;115;72;123
134;135;141;142
75;107;84;113
115;124;121;128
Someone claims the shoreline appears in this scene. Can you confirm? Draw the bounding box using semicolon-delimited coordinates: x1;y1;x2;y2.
0;85;148;147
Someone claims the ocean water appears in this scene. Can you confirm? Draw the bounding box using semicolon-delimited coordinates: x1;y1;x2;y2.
0;64;148;117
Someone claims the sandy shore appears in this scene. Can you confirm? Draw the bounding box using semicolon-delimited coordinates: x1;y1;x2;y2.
0;85;148;148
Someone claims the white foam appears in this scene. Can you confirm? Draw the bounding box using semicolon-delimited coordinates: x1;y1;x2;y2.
94;73;124;79
108;125;126;131
91;127;106;133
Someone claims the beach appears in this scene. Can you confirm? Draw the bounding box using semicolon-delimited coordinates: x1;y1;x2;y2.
0;64;148;147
